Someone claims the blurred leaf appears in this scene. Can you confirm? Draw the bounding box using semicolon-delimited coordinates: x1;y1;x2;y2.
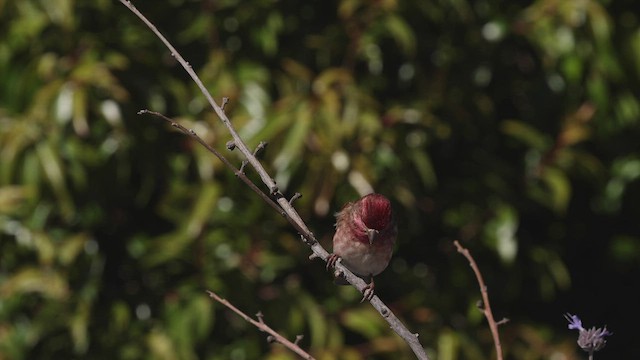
534;168;571;214
111;301;132;333
298;294;327;348
70;299;91;354
384;15;416;55
72;85;89;137
36;141;75;221
32;231;55;265
147;328;178;360
273;102;312;178
437;328;459;360
501;120;548;149
58;232;89;266
342;307;386;339
184;182;220;238
587;1;611;43
0;267;69;299
483;202;519;264
0;185;34;214
609;235;640;265
531;247;571;299
254;12;283;56
409;151;437;189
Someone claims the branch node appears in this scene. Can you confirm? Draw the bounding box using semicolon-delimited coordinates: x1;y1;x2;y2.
476;300;485;310
221;97;230;111
300;234;317;246
496;318;510;326
333;268;343;279
289;192;302;204
256;311;264;323
253;141;268;157
239;160;248;173
269;184;279;196
266;335;276;344
308;253;319;260
226;140;236;151
294;335;304;345
189;129;196;135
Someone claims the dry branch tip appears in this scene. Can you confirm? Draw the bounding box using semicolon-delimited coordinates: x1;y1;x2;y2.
289;192;302;204
239;160;248;173
253;141;268;157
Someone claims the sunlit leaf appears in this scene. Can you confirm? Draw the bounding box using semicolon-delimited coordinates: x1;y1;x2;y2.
298;294;327;348
36;141;75;221
384;15;416;55
437;328;459;360
0;185;34;214
483;202;519;264
147;328;178;360
70;300;90;353
342;307;386;339
0;267;69;299
58;233;89;266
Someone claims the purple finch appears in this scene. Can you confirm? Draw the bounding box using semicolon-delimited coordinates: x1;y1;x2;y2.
327;193;397;301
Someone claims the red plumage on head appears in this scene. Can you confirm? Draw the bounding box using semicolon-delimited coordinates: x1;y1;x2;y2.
357;193;393;231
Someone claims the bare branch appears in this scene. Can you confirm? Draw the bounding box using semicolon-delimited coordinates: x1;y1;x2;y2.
119;2;429;358
453;240;504;360
207;291;316;360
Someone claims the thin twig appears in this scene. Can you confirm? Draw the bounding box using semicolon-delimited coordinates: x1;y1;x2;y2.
138;110;285;216
207;291;315;360
453;240;504;360
119;2;429;358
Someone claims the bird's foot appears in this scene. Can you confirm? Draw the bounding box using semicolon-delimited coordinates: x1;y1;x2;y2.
360;277;375;303
326;253;341;270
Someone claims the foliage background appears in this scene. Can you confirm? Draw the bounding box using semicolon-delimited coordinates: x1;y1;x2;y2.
1;0;639;359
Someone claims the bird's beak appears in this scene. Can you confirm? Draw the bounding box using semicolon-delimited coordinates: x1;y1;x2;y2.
366;228;379;245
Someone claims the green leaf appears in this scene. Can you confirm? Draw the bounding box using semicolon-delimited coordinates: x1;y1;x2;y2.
384;15;416;55
501;119;548;149
541;168;571;214
58;233;89;266
437;328;460;360
0;267;69;299
342;307;386;339
36;141;75;221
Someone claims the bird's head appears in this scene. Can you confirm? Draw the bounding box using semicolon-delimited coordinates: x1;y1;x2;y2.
354;194;394;244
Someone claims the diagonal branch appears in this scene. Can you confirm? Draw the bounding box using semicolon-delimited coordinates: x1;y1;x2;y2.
453;240;506;360
119;1;429;358
207;291;315;360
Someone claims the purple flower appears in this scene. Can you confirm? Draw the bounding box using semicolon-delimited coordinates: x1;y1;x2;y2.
564;313;612;355
564;313;584;331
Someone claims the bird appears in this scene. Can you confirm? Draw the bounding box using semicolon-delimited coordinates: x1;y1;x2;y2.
327;193;397;302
